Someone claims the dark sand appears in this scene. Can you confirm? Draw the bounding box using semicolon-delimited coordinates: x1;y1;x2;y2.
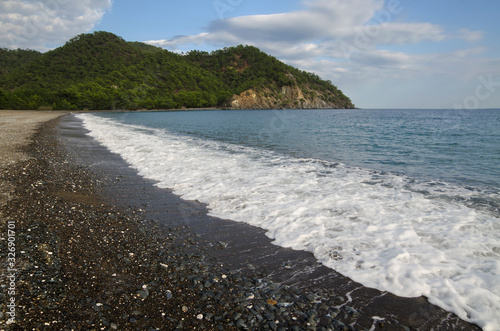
0;112;482;330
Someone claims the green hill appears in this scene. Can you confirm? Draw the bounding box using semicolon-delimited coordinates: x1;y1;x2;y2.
0;31;355;110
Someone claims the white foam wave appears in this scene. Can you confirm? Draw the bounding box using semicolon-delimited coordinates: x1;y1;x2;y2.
78;114;500;330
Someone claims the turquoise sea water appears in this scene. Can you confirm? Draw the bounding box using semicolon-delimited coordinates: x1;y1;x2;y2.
103;108;500;188
79;109;500;330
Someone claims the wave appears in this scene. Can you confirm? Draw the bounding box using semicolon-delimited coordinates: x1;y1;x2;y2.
78;113;500;331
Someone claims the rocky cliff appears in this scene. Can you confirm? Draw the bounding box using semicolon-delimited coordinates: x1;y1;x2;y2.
227;84;355;109
189;45;355;110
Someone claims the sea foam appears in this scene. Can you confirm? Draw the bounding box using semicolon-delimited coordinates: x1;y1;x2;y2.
78;113;500;330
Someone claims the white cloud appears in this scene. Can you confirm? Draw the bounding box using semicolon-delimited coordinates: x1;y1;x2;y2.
146;0;447;67
0;0;112;51
458;29;484;42
148;0;381;49
147;0;445;50
209;0;380;42
371;22;446;45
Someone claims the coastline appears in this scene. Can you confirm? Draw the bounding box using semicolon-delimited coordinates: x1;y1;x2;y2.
0;112;482;330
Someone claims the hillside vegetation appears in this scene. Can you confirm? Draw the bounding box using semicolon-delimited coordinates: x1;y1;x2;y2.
0;48;42;74
0;31;355;110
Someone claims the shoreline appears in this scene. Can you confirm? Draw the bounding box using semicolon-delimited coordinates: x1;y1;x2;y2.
0;112;483;330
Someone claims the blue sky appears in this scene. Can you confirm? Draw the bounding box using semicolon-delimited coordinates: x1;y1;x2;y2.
1;0;499;109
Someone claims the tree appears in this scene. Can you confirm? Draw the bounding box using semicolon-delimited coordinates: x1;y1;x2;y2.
0;90;7;109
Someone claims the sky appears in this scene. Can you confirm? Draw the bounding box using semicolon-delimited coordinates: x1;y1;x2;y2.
1;0;499;109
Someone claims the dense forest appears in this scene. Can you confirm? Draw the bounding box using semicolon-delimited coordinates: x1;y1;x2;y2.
0;31;354;110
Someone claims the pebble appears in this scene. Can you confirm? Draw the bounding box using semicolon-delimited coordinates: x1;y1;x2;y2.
236;319;248;328
267;299;278;306
137;290;149;300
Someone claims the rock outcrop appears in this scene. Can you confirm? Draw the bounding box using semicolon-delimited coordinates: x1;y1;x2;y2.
226;84;355;110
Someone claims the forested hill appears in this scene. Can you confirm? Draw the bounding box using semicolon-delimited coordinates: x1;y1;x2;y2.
0;31;355;110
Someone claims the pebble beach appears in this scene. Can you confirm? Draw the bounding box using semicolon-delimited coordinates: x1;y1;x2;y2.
0;111;483;330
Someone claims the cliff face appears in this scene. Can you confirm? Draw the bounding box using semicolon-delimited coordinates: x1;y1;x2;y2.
226;85;355;110
190;45;355;110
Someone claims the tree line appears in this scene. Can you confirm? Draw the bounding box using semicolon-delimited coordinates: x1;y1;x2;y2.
0;31;353;110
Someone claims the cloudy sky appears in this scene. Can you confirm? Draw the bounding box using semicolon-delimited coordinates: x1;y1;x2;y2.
1;0;499;109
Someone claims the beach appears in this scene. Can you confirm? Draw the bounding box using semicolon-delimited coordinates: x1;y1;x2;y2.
0;110;483;330
0;111;67;208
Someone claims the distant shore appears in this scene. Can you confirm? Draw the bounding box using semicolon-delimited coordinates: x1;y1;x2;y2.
0;110;482;330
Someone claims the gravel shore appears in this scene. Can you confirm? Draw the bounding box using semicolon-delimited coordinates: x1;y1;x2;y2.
0;111;67;209
0;112;482;330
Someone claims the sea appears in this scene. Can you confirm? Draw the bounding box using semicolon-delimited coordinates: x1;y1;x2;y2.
77;109;500;331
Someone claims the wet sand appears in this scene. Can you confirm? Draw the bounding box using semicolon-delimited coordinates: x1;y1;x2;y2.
0;111;482;330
